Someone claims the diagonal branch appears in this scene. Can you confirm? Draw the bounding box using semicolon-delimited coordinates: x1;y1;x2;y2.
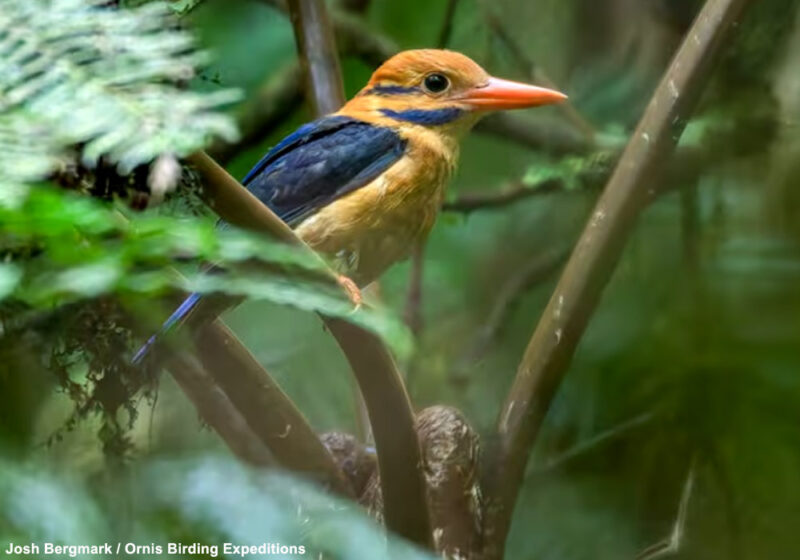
191;320;352;495
165;352;274;466
481;1;754;557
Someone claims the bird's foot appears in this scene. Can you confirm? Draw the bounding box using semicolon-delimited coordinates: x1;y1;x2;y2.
336;274;362;310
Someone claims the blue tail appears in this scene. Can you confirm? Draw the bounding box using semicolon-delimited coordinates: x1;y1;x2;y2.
132;292;203;365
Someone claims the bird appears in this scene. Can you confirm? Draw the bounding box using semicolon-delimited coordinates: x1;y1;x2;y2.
133;49;565;364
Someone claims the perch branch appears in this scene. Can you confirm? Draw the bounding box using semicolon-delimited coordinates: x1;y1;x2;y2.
482;1;754;557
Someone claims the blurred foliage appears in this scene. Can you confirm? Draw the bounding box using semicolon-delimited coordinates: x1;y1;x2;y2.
0;455;434;559
2;0;800;559
0;0;240;200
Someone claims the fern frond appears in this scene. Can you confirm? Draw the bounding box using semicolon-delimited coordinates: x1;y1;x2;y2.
0;0;239;198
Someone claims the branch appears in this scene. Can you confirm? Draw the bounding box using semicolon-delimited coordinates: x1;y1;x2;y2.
456;246;569;374
166;352;274;466
287;0;346;116
480;5;596;140
443;178;566;213
482;1;754;557
192;321;352;495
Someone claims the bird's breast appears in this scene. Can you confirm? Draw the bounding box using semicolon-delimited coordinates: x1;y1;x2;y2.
293;139;456;286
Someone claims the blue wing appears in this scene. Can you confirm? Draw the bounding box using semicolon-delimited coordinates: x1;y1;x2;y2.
133;116;406;365
243;115;407;225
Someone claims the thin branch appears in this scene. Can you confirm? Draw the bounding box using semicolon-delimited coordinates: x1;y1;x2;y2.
457;246;569;372
481;5;596;140
530;412;654;475
443;178;566;213
635;460;696;560
325;318;432;547
436;0;461;49
482;1;754;558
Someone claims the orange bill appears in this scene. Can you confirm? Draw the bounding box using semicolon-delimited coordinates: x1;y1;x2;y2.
460;77;567;110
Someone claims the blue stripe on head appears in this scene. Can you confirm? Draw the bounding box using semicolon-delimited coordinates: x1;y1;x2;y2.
380;107;465;126
363;85;422;96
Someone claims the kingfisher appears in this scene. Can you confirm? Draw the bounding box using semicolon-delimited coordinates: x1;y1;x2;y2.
133;49;565;363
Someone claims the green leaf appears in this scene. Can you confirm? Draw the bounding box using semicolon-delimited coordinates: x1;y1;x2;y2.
0;188;412;357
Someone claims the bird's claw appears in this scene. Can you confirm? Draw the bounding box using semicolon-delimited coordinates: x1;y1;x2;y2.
337;274;362;310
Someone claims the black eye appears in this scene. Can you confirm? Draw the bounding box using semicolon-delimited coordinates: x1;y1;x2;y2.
423;73;450;94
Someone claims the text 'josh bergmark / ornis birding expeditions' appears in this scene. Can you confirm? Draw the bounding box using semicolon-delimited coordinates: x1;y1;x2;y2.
3;541;307;557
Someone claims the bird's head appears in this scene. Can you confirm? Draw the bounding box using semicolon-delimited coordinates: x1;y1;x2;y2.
342;49;566;136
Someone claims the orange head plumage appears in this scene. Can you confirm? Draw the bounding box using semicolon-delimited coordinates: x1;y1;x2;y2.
340;49;566;135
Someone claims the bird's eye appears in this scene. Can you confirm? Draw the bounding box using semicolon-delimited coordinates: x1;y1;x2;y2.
423;73;450;94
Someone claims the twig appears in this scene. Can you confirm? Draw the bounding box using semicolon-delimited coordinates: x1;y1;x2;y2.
482;1;754;558
458;246;569;371
481;5;596;140
530;412;654;474
436;0;461;48
443;178;566;213
635;460;696;560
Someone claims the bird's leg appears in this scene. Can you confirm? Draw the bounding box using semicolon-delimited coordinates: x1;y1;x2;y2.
336;274;363;309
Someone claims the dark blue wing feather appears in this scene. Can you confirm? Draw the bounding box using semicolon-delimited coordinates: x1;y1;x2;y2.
243;115;407;225
132;115;405;365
